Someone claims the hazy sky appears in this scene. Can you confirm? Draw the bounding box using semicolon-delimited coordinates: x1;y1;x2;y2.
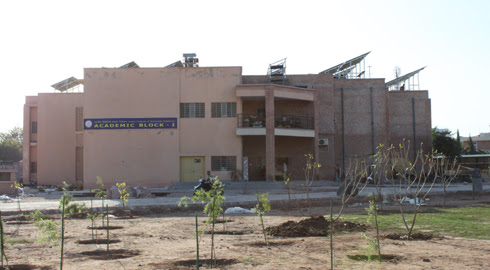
1;0;489;136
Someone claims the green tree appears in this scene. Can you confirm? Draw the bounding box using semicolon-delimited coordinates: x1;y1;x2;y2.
0;127;23;145
0;139;22;161
0;127;23;161
432;128;461;158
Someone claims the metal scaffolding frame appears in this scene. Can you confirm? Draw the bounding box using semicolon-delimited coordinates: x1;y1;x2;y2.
51;77;83;93
268;58;287;85
386;67;426;91
319;52;370;79
183;53;199;67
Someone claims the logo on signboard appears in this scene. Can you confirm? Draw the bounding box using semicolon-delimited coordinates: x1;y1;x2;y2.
85;120;93;128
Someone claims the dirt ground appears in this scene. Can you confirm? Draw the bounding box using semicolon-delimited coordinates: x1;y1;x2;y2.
1;191;489;270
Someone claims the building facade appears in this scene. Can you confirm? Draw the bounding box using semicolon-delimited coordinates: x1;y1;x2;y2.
22;57;432;189
461;132;490;153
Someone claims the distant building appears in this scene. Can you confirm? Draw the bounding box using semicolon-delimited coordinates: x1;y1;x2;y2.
22;53;432;189
0;161;22;193
461;132;490;153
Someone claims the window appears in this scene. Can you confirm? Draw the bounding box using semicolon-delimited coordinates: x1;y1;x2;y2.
31;122;37;133
30;162;37;174
211;102;236;118
180;103;205;118
0;172;11;181
211;156;236;171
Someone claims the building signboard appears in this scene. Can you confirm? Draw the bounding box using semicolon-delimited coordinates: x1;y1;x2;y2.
84;117;178;130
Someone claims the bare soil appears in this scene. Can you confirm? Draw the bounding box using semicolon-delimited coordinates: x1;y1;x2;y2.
1;191;489;269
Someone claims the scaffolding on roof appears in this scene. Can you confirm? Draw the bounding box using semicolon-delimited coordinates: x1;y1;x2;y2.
120;61;139;68
319;52;370;79
51;77;83;93
183;53;199;67
268;58;287;85
386;67;426;91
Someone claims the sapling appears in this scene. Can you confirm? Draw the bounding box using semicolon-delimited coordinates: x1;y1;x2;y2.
329;199;333;270
284;175;292;202
178;177;226;225
335;158;370;221
29;210;47;222
87;212;99;241
361;233;378;261
11;181;25;221
31;210;60;245
303;154;321;214
87;197;102;241
390;142;439;238
89;197;95;240
33;218;59;244
252;193;271;246
106;205;110;256
210;193;217;268
195;214;200;270
58;192;85;216
372;144;393;211
60;195;65;270
116;182;130;208
437;157;460;208
178;177;226;266
0;211;8;269
283;175;301;213
364;193;381;261
94;177;107;226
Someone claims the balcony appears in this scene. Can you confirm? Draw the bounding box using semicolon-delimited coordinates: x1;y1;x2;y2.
0;162;15;171
236;113;315;137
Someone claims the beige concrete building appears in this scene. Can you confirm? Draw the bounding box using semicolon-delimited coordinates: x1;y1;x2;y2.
22;54;432;189
461;132;490;153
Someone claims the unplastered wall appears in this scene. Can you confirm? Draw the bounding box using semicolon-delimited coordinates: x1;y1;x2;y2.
332;79;390;171
389;90;432;156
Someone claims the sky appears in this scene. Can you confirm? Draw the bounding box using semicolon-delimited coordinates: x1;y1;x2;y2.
1;0;489;137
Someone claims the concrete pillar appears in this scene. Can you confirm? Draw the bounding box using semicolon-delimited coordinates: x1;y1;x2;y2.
313;91;320;172
265;88;275;181
22;104;30;183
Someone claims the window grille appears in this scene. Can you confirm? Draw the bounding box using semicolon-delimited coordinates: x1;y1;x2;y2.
30;162;37;174
76;107;83;131
180;103;205;118
31;122;37;134
211;156;236;171
211;102;236;118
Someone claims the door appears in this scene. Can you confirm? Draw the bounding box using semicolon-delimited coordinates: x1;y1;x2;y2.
180;156;205;182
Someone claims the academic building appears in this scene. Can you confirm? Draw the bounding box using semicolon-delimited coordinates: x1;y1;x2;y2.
22;53;432;189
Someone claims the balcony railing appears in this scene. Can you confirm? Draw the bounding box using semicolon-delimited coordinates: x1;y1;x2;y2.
0;161;15;170
237;113;314;130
